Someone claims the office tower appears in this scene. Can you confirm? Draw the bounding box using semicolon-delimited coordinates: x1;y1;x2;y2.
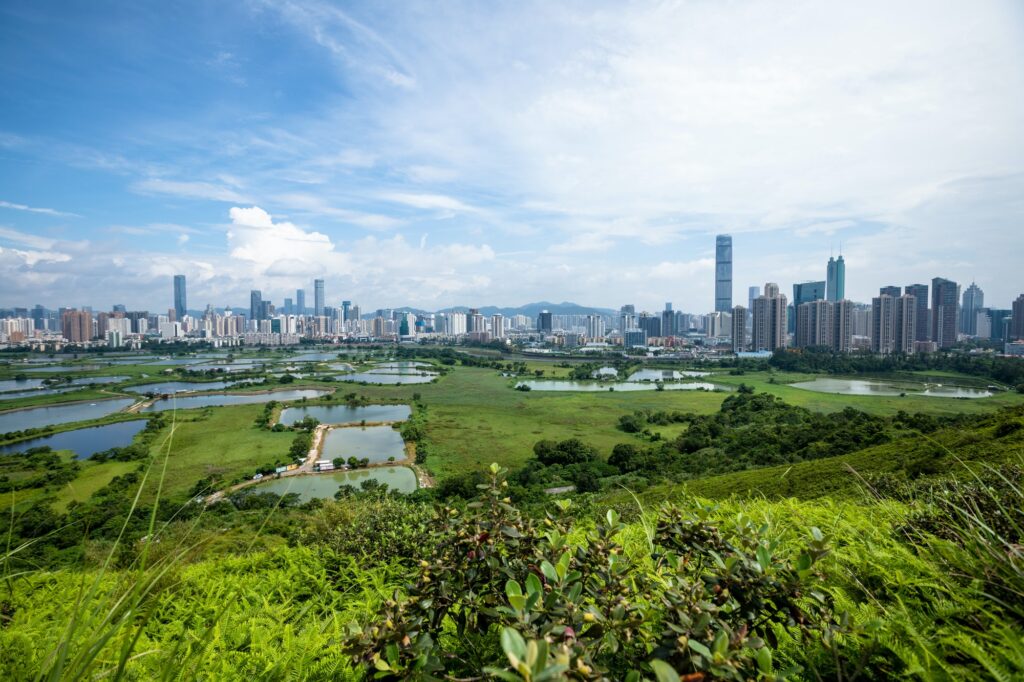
826;254;845;301
260;300;273;320
661;303;675;337
751;283;787;351
793;281;826;308
342;300;352;324
538;310;553;333
313;279;325;317
250;290;262;321
879;286;901;299
113;304;126;313
931;278;959;348
905;284;930;342
871;295;896;354
61;309;94;343
987;308;1011;343
296;289;306;315
623;329;647;348
173;274;187;321
960;282;984;335
894;294;917;354
833;300;854;352
638;312;661;338
795;300;833;348
731;305;747;352
1013;294;1024;340
283;297;293;315
715;234;733;312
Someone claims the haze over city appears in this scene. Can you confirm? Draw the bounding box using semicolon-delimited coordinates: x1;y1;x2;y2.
1;0;1022;312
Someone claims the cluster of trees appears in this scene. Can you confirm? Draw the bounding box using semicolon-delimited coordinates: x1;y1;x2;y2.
0;446;80;494
770;346;1024;388
254;401;279;428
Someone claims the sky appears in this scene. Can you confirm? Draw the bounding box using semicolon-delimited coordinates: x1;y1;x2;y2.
1;0;1022;314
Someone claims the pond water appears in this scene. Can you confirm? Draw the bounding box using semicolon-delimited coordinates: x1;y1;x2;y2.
279;404;411;426
626;369;710;381
253;466;417;500
322;426;406;464
373;362;434;370
0;420;148;459
592;367;619;378
145;358;212;366
141;389;329;412
24;364;103;373
327;363;355;372
515;380;720;392
290;352;345;362
336;373;436;385
192;363;265;372
0;388;76;401
65;375;130;386
790;377;993;398
0;378;47;392
125;381;234;394
0;398;136;433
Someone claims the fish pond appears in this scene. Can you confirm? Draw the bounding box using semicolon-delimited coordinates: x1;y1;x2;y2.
0;420;148;459
0;398;136;433
253;466;417;500
321;426;406;464
141;389;329;412
789;377;993;398
279;404;411;426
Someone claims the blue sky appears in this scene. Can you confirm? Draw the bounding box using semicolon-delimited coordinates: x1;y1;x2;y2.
1;0;1022;313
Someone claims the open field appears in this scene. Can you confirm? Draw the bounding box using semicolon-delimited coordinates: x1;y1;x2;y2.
53;459;139;512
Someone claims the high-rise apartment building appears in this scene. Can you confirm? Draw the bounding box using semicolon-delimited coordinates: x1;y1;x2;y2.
490;314;505;339
931;278;959;348
960;282;984;335
795;300;833;348
585;314;605;341
314;279;325;317
731;305;747;352
826;255;845;301
1012;294;1024;340
871;294;896;354
715;234;732;312
879;286;901;299
61;309;94;343
250;290;262;321
894;294;917;354
173;274;187;321
905;284;930;342
833;300;854;352
751;283;787;351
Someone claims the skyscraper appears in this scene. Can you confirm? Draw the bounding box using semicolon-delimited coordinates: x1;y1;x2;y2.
826;255;845;301
905;284;930;342
1012;294;1024;340
960;282;984;335
715;235;732;313
538;310;553;333
314;279;325;317
931;278;959;348
894;294;917;354
871;294;896;354
661;303;675;337
793;281;826;307
751;283;787;351
879;286;901;299
342;300;352;324
173;274;187;321
250;289;262;322
833;300;854;353
731;305;747;352
296;289;306;315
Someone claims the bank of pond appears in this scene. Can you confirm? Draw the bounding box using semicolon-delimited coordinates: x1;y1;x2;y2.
140;389;330;412
0;398;137;433
279;404;411;426
253;466;418;500
790;377;995;398
516;380;722;392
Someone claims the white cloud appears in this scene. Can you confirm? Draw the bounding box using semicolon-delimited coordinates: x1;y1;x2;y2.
133;178;249;203
0;200;80;218
379;192;478;213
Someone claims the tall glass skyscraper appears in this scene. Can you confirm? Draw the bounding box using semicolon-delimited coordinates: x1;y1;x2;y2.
826;255;845;301
173;274;187;321
960;282;983;335
314;279;325;317
715;235;732;313
250;289;262;321
931;277;959;349
905;284;930;342
296;289;305;315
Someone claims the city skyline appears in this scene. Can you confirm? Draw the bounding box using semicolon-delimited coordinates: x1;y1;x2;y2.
1;1;1023;311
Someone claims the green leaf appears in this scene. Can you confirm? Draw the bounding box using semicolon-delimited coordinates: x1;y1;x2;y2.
712;630;729;656
810;526;824;542
506;580;523;598
540;561;557;583
526;573;543;596
501;627;527;663
649;659;681;682
757;647;773;674
756;546;771;572
688;639;713;659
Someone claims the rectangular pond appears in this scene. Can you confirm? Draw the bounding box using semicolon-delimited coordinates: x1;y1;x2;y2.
0;398;137;433
125;380;234;394
626;369;710;381
515;380;720;392
279;404;411;426
0;420;149;459
337;373;436;385
0;378;47;392
322;426;406;464
252;467;417;500
141;389;330;412
790;377;993;398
